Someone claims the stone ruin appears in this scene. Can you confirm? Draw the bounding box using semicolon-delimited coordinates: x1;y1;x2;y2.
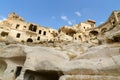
0;10;120;80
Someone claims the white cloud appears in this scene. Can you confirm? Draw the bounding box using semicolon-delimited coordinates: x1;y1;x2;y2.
61;15;75;25
61;15;68;21
0;16;6;22
99;21;104;24
68;21;73;25
75;11;81;17
51;16;56;19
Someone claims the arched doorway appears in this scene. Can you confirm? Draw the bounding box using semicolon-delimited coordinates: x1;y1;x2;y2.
27;38;33;43
89;30;99;36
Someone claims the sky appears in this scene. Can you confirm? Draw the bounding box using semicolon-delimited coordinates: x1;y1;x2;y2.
0;0;120;29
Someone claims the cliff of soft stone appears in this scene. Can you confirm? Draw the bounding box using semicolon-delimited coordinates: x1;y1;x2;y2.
0;38;120;80
0;10;120;80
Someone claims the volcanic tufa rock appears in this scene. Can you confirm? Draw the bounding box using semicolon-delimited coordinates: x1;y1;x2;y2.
0;10;120;80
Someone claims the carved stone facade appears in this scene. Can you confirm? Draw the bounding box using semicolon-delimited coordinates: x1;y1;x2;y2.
0;10;120;80
0;11;120;44
0;13;58;43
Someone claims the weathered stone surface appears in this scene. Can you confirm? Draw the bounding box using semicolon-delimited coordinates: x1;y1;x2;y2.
0;44;25;58
22;45;69;71
0;10;120;80
63;45;120;75
59;75;120;80
0;42;119;80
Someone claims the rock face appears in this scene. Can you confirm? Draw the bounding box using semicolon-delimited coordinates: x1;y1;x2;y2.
0;10;120;80
0;41;120;80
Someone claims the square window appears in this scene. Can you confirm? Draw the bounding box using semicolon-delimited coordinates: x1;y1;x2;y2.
37;36;40;40
43;31;46;35
16;33;21;38
39;30;42;34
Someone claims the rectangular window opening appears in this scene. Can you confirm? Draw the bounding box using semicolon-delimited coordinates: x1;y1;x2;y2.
16;33;21;38
43;31;46;35
39;30;42;34
37;36;40;40
15;66;22;78
29;24;37;32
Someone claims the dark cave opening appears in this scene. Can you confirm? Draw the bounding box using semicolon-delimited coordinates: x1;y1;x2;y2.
24;70;64;80
113;36;120;42
15;66;22;78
